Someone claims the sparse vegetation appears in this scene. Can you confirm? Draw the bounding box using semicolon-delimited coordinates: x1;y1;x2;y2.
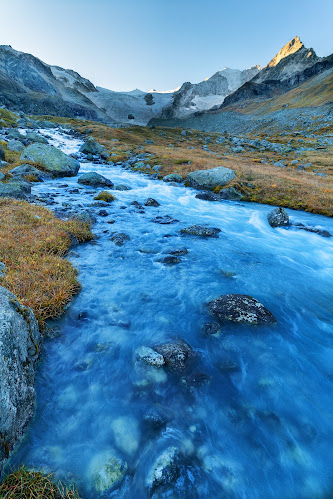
0;466;80;498
0;198;93;328
94;191;115;202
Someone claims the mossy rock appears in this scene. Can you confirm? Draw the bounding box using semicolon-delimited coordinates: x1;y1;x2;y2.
94;191;115;202
20;144;80;177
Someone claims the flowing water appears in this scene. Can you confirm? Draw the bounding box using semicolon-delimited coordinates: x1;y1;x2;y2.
8;130;333;498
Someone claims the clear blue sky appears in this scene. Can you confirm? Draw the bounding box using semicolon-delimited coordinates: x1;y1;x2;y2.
2;0;333;91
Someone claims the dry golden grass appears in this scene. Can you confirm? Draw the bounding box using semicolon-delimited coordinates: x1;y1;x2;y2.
0;466;80;498
0;199;93;328
33;115;333;216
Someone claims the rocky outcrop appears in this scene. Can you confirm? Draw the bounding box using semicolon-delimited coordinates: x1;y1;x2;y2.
208;294;276;325
0;286;41;476
186;166;235;190
20;143;80;177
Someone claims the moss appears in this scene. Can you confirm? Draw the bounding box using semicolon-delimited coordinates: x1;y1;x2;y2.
94;191;115;202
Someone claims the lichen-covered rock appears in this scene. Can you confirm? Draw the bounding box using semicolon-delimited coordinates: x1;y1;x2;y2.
186;166;235;190
9;164;51;181
79;138;105;155
78;172;113;188
7;139;25;152
145;197;160;207
110;232;130;246
163;174;183;183
0;180;31;199
89;451;128;493
180;225;221;237
153;340;194;372
20;143;80;177
208;294;276;325
267;207;290;228
146;446;182;488
0;286;41;475
136;346;165;367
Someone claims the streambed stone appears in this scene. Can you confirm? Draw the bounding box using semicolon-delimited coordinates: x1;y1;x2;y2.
208;294;276;325
20;143;80;177
89;451;128;493
180;225;221;237
153;340;194;372
136;346;165;367
78;172;113;188
146;446;182;488
267;207;289;228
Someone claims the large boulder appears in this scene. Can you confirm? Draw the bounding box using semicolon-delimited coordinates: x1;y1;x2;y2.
268;207;290;228
80;138;105;155
0;180;31;199
20;143;80;177
153;340;194;372
186;166;235;190
78;172;113;188
0;286;41;475
208;294;276;325
7;139;25;152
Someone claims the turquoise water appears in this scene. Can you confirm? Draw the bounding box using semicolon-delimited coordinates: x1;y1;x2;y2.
8;130;333;498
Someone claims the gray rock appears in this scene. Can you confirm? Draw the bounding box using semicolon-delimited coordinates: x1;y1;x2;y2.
0;286;41;475
153;340;194;372
160;256;181;265
163;174;183;183
208;294;276;325
0;145;5;160
78;172;113;188
186;166;235;190
0;262;5;280
25;132;48;144
152;215;179;224
110;233;130;246
203;323;221;335
145;198;160;207
79;138;105;155
219;186;243;200
0;180;31;199
115;184;131;191
267;207;290;228
168;248;188;256
152;165;162;173
20;143;80;177
0;172;5;181
9;164;51;181
180;225;221;237
7;139;25;152
136;346;165;367
146;446;182;488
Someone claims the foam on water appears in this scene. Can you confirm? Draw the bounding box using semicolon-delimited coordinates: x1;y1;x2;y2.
7;130;333;498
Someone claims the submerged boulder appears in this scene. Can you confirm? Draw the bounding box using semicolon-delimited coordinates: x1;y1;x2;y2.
89;451;128;493
186;166;235;190
180;225;221;237
267;207;289;228
20;143;80;177
146;446;182;489
78;172;113;188
0;286;41;475
110;232;130;246
153;340;194;372
208;294;276;325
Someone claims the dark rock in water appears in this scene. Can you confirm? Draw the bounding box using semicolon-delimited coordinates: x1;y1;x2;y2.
160;256;181;265
147;446;182;488
143;412;168;431
145;197;160;207
168;248;188;256
295;224;332;237
72;211;96;224
180;225;221;237
208;294;276;325
203;323;221;335
153;340;194;372
195;191;221;202
20;143;80;177
78;172;113;188
98;210;108;217
78;311;90;321
131;200;144;210
163;174;183;183
181;372;211;389
79;138;105;155
110;233;130;246
115;184;131;191
267;207;289;228
0;286;41;475
152;215;179;224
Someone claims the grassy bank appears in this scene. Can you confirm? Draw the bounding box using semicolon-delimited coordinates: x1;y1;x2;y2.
0;198;93;328
0;466;80;498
